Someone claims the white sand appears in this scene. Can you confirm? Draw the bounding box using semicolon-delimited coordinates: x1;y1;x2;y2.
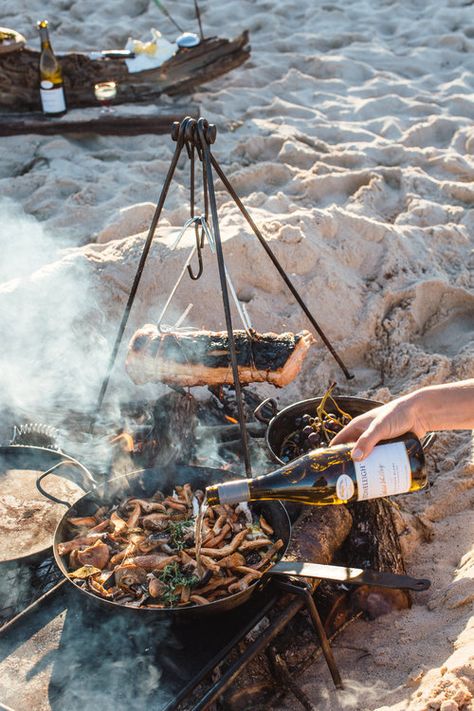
0;0;473;709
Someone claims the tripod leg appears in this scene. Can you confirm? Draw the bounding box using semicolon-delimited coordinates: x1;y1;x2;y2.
198;121;252;476
93;140;185;424
210;154;354;381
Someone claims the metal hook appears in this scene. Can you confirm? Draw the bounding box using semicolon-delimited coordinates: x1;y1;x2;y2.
187;230;203;280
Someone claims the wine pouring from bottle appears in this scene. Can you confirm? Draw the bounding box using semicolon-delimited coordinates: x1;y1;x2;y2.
37;20;67;116
206;433;428;507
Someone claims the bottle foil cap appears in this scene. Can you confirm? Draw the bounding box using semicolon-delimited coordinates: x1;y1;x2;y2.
216;479;251;505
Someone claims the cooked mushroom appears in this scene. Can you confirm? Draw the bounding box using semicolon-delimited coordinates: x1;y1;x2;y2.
77;540;110;570
67;516;98;528
259;515;274;536
249;539;284;570
217;552;246;569
228;571;261;594
129;499;167;514
127;554;179;571
110;511;128;534
114;563;147;589
142;513;171;532
148;576;166;598
126;503;142;529
58;533;107;555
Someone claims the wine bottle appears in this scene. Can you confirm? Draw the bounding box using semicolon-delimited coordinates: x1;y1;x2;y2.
37;20;67;116
206;434;428;506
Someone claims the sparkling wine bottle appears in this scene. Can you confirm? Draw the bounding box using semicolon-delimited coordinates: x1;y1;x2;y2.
206;434;428;506
37;20;67;115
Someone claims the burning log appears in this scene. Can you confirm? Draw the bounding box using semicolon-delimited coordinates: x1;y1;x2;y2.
126;326;315;388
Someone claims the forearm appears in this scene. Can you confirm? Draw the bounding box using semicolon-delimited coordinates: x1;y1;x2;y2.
408;379;474;433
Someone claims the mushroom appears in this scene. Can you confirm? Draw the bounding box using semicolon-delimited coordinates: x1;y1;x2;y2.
67;516;98;528
234;566;263;577
110;511;128;534
248;539;284;570
77;540;110;570
114;563;147;589
189;594;210;605
163;498;188;512
195;576;238;594
228;571;261;594
238;538;273;552
128;499;167;514
217;552;246;569
57;533;106;555
127;554;179;571
194;529;249;559
203;523;232;548
148;576;166;598
142;513;170;532
126;503;142;529
212;514;227;536
259;515;274;536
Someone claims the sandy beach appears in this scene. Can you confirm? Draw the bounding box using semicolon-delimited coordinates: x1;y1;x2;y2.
0;0;473;709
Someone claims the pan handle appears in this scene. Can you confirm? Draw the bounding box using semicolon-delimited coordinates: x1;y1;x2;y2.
36;456;97;508
266;561;431;592
253;398;279;425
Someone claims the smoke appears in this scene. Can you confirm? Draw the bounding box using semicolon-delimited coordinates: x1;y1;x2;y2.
0;198;113;420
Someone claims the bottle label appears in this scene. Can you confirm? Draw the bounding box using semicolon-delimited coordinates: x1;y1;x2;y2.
336;474;355;502
40;86;66;114
353;442;412;500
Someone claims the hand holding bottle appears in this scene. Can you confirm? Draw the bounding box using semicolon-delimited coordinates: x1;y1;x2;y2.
331;379;474;461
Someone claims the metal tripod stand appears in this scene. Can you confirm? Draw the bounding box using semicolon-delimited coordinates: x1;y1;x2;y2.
94;116;353;475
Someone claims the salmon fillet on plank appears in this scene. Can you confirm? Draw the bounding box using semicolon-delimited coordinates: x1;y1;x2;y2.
126;326;314;388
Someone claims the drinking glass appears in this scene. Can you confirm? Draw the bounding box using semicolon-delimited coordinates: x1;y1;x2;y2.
94;81;117;113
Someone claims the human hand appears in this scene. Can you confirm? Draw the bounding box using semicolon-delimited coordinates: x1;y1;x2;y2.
331;395;427;461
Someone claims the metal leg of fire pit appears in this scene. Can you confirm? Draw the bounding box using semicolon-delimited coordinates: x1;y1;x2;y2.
190;594;307;711
276;578;343;689
0;579;67;639
189;581;342;711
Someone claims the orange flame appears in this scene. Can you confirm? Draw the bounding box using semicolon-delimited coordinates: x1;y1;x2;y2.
110;432;134;452
225;415;239;424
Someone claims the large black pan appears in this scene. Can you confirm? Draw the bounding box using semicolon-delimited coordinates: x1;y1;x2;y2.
0;445;95;564
47;464;291;619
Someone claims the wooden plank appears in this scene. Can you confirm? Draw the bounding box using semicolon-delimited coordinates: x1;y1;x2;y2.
0;106;199;136
0;32;250;111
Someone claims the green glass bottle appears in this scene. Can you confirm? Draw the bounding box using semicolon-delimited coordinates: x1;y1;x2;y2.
206;434;427;506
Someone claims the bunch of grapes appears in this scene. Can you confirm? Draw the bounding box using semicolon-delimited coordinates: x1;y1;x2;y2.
278;388;352;463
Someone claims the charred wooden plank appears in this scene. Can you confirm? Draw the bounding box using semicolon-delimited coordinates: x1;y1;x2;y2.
126;325;315;388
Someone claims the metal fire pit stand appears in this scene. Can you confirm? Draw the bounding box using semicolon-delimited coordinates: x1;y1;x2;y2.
93;117;353;476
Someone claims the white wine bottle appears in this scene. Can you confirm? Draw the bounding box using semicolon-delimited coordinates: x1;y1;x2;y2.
206;434;428;506
37;20;67;116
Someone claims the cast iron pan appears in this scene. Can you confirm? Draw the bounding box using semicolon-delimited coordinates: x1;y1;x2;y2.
48;464;292;619
0;445;95;564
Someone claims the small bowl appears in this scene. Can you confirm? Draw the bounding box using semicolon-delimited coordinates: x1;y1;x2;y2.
0;27;26;55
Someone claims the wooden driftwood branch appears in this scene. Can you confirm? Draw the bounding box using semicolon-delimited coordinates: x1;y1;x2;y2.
0;31;250;112
0;106;199;136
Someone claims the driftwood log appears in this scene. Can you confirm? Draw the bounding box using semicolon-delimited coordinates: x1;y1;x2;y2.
0;32;250;112
0;107;199;136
